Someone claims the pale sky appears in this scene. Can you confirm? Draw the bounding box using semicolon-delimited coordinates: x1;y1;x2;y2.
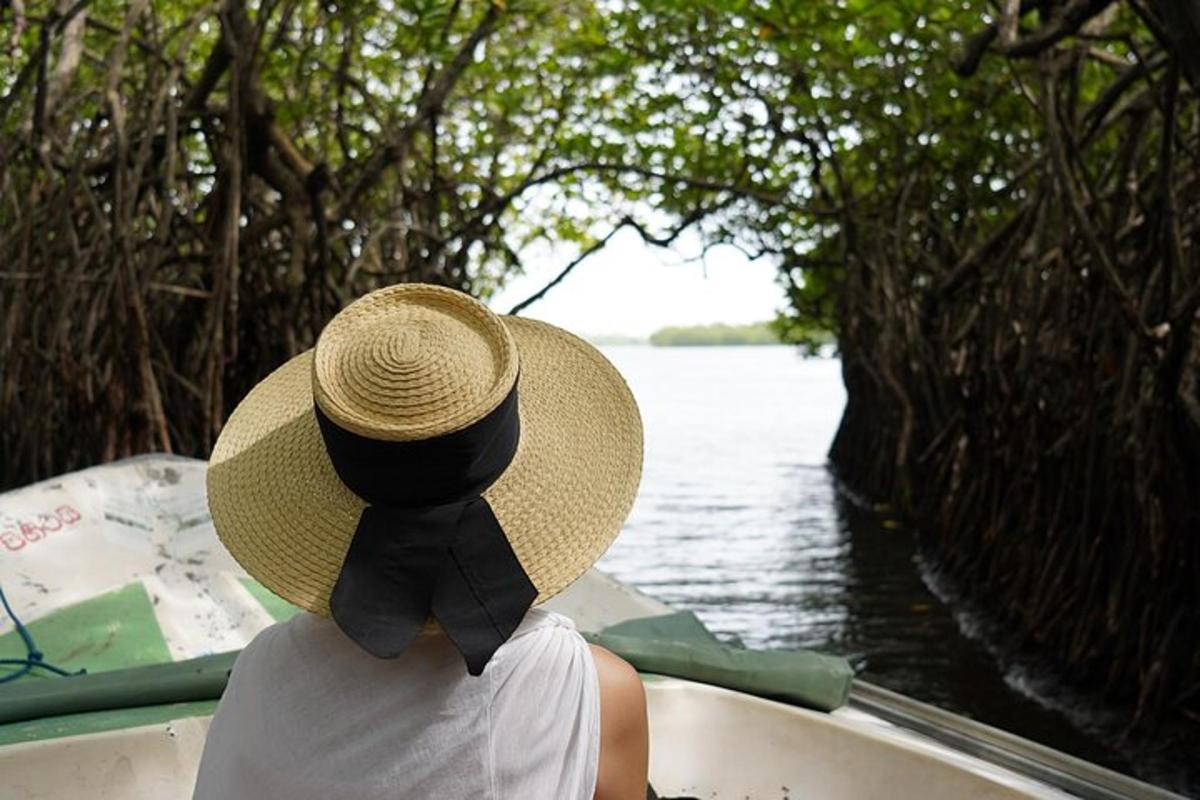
487;228;787;339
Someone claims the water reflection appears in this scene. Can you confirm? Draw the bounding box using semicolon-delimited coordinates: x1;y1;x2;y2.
599;346;850;652
595;345;1185;790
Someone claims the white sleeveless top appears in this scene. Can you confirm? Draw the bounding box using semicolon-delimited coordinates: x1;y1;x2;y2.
193;608;600;799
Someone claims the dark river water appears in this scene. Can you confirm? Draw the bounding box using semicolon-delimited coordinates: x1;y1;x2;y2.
595;345;1196;796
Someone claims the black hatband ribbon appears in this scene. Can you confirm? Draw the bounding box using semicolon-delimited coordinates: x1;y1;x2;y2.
315;384;536;676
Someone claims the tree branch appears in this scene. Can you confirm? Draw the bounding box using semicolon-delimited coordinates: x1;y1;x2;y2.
506;223;626;315
340;3;501;213
953;0;1115;77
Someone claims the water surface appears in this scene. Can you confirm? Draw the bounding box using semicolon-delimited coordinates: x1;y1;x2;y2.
596;345;1194;794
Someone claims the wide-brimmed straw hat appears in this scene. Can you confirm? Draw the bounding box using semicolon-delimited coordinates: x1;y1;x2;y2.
207;284;642;669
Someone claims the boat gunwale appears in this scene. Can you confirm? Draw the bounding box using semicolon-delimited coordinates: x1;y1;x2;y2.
846;680;1187;800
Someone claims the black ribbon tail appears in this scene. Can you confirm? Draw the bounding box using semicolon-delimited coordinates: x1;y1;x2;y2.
432;499;538;675
330;504;458;659
318;379;534;673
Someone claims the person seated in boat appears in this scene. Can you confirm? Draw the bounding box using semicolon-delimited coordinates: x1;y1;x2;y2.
194;285;649;799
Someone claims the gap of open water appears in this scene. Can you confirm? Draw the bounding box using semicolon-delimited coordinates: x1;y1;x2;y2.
596;345;1195;796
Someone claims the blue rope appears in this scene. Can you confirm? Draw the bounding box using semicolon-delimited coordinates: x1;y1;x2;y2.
0;584;86;684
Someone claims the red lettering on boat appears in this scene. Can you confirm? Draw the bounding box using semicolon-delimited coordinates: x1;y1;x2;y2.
0;505;82;554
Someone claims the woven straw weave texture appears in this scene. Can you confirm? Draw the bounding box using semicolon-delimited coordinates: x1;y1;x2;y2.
207;284;643;614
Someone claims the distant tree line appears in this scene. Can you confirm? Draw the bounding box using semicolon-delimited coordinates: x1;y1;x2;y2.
648;320;834;348
650;322;779;346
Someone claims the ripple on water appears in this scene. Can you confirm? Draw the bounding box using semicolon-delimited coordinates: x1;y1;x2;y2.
592;345;1196;794
598;347;850;652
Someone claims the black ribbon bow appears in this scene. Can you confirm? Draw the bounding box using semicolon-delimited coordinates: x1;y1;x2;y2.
315;384;537;676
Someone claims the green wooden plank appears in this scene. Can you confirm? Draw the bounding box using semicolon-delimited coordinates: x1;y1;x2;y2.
0;700;218;746
0;651;236;745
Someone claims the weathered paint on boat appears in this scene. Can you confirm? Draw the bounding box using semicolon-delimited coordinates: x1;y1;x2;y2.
0;457;1185;799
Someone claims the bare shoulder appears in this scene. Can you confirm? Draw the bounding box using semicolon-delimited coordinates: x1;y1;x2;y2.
589;645;649;800
590;644;643;699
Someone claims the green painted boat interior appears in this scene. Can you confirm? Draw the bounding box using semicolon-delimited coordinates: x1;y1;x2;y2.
0;582;172;677
0;578;289;746
238;578;302;623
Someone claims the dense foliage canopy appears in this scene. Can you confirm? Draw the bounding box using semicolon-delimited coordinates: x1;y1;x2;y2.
0;0;812;469
3;0;1199;785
